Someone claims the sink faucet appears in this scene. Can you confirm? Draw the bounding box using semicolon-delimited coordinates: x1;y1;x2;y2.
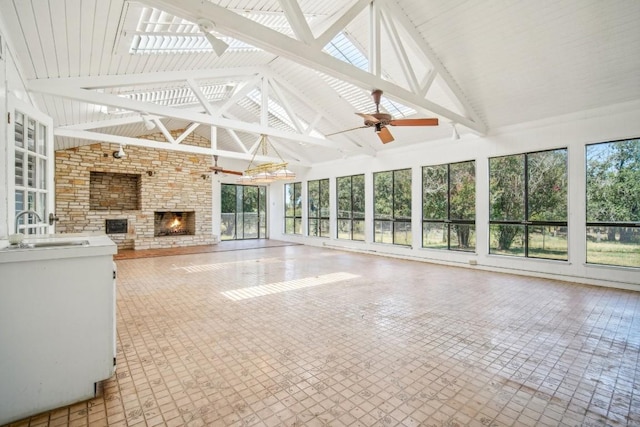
15;210;43;234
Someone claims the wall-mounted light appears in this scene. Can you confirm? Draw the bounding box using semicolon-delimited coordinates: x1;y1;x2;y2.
146;170;155;177
113;144;126;159
197;19;229;56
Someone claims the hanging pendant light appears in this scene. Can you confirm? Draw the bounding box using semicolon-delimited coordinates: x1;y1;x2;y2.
242;134;296;183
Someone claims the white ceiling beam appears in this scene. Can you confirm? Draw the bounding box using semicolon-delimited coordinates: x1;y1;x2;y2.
139;0;486;134
269;79;304;133
153;119;176;144
224;128;251;153
260;76;269;127
305;114;323;136
53;128;310;165
313;0;370;49
278;0;314;44
418;70;437;98
210;126;217;151
369;2;381;78
186;78;216;116
37;67;263;89
174;122;200;145
380;3;483;127
28;81;357;152
214;75;263;117
381;11;419;94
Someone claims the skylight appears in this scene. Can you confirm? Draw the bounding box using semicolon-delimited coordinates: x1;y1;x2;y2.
322;32;416;118
129;8;257;54
113;84;231;108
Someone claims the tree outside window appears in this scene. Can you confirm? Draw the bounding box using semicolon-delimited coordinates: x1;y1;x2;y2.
284;182;302;234
586;139;639;267
308;179;330;237
337;174;365;240
423;161;476;251
374;169;411;246
489;149;568;260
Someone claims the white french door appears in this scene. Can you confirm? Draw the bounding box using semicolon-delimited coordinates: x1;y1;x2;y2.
8;95;55;235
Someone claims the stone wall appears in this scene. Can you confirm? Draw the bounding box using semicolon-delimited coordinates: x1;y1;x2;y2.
55;130;217;250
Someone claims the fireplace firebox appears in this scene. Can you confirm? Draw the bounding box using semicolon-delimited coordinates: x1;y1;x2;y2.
154;211;195;236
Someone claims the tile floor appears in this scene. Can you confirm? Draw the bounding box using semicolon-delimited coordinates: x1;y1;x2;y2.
5;243;640;426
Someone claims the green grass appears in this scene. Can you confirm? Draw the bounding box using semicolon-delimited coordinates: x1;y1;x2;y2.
587;241;639;267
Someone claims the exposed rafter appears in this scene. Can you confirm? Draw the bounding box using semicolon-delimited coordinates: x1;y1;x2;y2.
28;71;374;156
141;0;486;134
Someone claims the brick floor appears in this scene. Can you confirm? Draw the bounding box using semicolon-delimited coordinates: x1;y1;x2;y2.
6;243;640;426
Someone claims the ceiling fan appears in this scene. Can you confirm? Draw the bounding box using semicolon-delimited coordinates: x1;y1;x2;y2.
205;155;243;176
328;89;439;144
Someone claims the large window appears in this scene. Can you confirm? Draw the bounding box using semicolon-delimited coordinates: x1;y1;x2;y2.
337;174;365;240
221;184;267;240
586;139;639;268
423;161;476;251
284;182;302;234
489;149;568;260
308;179;330;237
374;169;412;246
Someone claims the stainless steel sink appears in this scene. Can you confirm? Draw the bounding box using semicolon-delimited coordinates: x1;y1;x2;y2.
27;240;90;248
4;240;90;250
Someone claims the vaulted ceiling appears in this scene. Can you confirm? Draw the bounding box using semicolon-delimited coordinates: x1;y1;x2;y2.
2;0;639;168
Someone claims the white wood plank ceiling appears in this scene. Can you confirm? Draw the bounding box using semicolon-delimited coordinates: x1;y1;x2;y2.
1;0;639;166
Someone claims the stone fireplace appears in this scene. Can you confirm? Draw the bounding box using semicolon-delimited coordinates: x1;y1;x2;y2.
154;211;195;236
55;133;219;250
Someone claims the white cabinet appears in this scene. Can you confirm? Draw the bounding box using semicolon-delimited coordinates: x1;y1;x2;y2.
0;234;117;425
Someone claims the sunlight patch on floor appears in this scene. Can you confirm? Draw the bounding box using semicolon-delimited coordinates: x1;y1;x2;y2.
221;272;360;301
174;257;281;273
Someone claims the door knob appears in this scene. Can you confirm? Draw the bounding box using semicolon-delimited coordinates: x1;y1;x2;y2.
49;212;60;225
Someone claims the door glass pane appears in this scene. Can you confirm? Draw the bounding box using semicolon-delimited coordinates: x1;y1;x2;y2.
27;154;36;188
38;193;47;222
27;118;36;152
39;158;47;189
15;112;24;147
15;150;24;186
15;190;24;213
37;123;47;155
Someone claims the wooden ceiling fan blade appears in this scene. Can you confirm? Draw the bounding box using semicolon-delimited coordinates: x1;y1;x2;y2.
221;169;244;176
355;112;380;123
390;118;439;126
378;126;394;144
326;125;368;137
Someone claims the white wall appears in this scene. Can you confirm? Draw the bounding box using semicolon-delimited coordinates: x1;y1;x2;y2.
269;100;640;290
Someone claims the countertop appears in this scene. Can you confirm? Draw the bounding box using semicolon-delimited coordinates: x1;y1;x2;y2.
0;233;117;264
